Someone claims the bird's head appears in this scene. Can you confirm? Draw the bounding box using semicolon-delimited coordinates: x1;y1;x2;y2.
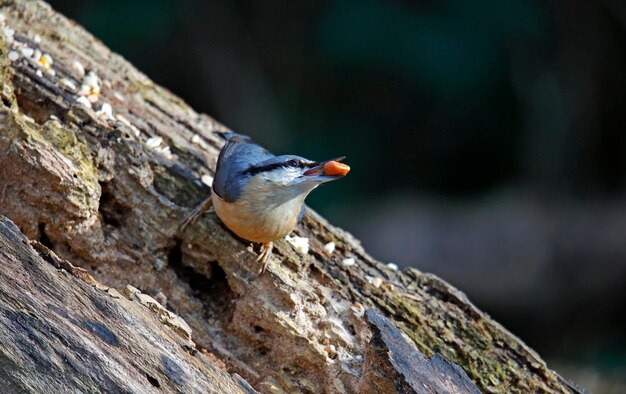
241;155;350;202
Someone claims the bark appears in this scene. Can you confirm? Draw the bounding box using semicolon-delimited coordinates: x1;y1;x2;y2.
0;1;586;393
0;216;255;394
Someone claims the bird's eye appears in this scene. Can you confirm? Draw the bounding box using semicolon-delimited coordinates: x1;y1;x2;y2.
287;159;299;168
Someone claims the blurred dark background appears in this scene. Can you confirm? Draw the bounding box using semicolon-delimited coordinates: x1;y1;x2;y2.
50;0;626;391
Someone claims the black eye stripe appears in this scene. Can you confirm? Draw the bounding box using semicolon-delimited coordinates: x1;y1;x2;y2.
244;159;314;176
244;162;283;176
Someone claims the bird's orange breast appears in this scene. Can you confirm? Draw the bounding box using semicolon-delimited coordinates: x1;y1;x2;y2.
211;188;301;244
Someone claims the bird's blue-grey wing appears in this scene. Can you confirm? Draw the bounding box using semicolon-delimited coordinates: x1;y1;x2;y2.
213;134;274;202
214;133;251;173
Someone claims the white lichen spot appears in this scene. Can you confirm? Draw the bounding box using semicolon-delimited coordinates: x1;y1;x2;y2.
7;50;18;61
285;234;310;255
342;257;355;267
201;174;214;187
372;277;383;288
75;95;92;109
33;34;41;44
95;102;114;120
72;60;86;77
3;27;15;44
84;71;99;90
78;71;100;97
60;78;77;90
145;136;163;149
20;47;33;58
386;262;399;271
156;145;174;160
191;134;201;145
38;53;53;71
35;69;43;78
323;241;336;254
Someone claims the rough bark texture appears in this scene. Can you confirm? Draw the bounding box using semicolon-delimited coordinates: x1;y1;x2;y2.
0;1;586;393
359;310;481;394
0;216;255;393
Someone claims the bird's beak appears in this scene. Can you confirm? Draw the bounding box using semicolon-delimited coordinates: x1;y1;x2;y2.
303;156;350;181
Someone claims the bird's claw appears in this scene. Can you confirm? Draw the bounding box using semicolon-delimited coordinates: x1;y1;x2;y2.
256;242;273;274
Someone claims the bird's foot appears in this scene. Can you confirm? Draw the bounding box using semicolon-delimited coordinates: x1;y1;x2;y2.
178;196;213;235
256;242;273;273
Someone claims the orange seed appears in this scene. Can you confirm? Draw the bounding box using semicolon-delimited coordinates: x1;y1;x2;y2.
323;160;350;176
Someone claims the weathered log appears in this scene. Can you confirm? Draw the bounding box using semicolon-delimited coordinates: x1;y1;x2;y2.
0;216;255;393
0;1;586;393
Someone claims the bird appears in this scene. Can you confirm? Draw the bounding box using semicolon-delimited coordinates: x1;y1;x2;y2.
180;133;350;272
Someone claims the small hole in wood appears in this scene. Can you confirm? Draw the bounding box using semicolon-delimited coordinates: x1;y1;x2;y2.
98;183;131;228
146;373;160;388
38;223;53;249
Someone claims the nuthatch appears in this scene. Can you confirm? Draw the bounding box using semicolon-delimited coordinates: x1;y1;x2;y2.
181;133;350;272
